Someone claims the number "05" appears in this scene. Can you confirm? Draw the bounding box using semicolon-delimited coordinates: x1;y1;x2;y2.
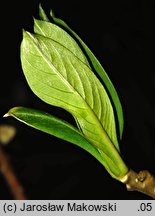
139;203;152;211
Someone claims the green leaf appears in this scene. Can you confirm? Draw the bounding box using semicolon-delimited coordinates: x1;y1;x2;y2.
48;8;124;139
20;31;128;178
33;18;120;151
5;106;122;178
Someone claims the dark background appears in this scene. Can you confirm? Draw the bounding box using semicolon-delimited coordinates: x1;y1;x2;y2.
0;0;155;199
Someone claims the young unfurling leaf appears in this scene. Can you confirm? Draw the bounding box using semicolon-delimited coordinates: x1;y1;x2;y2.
20;30;128;178
6;106;117;176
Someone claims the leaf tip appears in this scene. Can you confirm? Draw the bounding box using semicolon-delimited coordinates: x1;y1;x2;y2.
50;9;55;18
22;29;28;36
3;107;21;118
39;3;49;21
38;2;44;13
22;29;30;40
22;30;35;43
3;113;10;118
33;17;38;25
22;28;26;35
38;2;42;10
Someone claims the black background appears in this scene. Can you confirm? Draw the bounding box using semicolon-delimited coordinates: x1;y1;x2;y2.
0;0;155;199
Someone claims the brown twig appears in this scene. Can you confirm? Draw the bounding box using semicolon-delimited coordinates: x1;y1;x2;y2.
0;145;26;200
120;169;155;199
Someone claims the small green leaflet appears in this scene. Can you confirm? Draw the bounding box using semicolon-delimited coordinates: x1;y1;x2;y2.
20;30;128;178
5;106;120;178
